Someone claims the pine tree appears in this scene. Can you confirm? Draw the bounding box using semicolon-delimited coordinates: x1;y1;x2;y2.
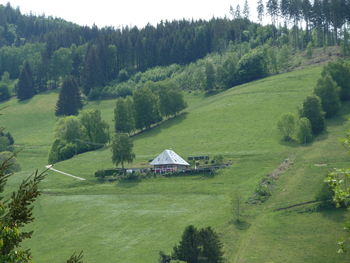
16;62;36;101
205;62;216;92
81;45;103;96
243;0;250;19
257;0;265;22
55;76;83;116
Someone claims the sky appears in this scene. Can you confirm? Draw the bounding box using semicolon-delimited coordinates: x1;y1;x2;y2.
0;0;260;28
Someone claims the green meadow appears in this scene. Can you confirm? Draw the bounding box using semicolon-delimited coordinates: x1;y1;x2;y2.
2;65;350;262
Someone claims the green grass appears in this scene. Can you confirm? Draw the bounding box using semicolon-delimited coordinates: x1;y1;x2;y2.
2;65;350;262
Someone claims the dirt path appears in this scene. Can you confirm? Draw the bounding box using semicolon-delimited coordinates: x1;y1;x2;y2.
45;165;86;181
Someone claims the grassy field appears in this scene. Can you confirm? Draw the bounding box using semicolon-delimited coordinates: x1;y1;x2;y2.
2;65;350;262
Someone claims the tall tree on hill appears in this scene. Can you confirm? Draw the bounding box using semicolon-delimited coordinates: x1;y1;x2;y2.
243;0;250;19
314;74;341;118
205;62;216;92
299;95;325;135
16;61;35;101
79;109;110;146
55;76;82;116
114;97;135;134
111;133;135;170
133;87;161;130
257;0;265;22
81;45;103;96
321;60;350;101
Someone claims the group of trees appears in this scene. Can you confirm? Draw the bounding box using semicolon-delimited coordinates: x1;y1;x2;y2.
3;1;350;102
278;59;350;144
160;225;224;263
114;82;186;134
48;109;109;163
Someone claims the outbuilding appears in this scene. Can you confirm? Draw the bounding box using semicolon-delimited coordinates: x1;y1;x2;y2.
150;149;190;173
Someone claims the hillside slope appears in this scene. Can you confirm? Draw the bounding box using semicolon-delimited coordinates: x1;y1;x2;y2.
2;65;350;262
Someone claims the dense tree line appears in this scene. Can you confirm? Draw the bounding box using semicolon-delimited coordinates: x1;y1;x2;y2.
1;1;350;102
114;81;187;134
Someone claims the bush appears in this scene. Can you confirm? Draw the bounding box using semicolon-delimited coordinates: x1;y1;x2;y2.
0;84;10;101
212;154;224;164
299;95;325;135
315;182;336;209
236;48;268;84
95;169;118;178
277;113;296;141
296;117;313;144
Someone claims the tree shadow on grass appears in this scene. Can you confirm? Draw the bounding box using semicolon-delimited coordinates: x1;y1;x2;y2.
132;112;188;140
320;207;347;223
279;139;300;148
230;219;251;230
116;180;140;188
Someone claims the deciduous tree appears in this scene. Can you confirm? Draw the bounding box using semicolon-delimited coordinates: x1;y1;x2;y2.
111;133;135;169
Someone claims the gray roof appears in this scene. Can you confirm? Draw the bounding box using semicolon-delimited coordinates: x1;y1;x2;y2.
150;149;190;166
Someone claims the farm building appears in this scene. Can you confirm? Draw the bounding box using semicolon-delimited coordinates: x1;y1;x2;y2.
150;149;190;173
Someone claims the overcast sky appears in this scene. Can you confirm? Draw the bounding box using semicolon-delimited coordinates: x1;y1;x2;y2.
0;0;260;28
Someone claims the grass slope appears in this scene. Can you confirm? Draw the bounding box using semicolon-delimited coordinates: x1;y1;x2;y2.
2;65;350;262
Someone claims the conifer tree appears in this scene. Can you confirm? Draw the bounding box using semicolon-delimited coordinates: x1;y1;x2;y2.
81;45;103;96
55;76;82;116
16;62;36;101
243;0;250;19
257;0;265;22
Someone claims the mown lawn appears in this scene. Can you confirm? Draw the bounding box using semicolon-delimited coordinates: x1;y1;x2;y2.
2;65;350;262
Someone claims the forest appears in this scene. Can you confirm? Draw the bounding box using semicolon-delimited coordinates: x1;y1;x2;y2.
0;0;350;103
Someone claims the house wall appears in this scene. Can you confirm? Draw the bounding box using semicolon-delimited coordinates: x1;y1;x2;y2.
154;164;187;173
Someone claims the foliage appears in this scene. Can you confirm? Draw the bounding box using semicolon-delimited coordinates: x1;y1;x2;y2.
172;225;224;263
111;133;135;169
55;76;83;116
314;74;341;118
114;97;135;134
0;151;20;174
0;84;10;101
322;60;350;101
277;113;296;141
133;87;161;130
55;116;86;143
299;95;325;135
15;61;35;101
296;117;313;144
212;155;224;165
236;48;268;84
205;62;216;92
49;112;109;163
79;109;109;146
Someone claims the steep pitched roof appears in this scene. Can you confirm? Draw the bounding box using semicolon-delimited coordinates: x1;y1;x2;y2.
150;149;190;166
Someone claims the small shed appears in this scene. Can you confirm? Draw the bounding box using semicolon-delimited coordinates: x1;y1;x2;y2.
150;149;190;173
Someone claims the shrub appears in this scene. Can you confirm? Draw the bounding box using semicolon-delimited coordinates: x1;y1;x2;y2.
315;182;336;209
277;113;296;141
0;84;10;102
299;95;325;135
296;117;313;144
